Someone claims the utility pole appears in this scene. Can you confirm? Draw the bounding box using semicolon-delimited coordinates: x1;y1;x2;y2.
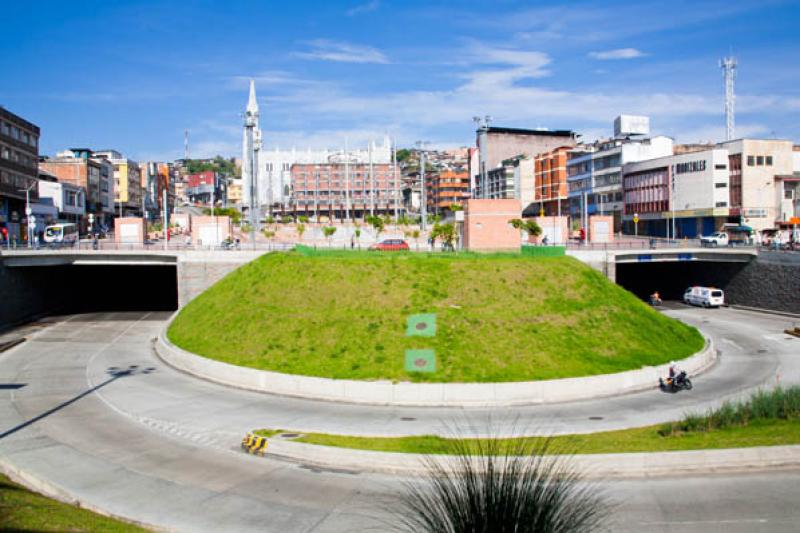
344;137;351;222
720;56;737;141
369;140;374;217
417;141;429;230
163;187;168;251
393;137;399;222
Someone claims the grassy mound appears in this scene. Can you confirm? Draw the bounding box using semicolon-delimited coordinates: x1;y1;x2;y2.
168;250;703;382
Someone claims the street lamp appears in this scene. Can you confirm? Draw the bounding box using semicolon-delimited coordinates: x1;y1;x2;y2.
416;141;430;230
18;180;38;249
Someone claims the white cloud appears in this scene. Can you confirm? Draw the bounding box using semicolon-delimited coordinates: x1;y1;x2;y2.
295;39;389;64
588;48;646;60
346;0;379;16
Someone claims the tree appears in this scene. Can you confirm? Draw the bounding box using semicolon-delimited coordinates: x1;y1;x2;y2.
392;435;608;533
449;203;463;212
411;229;421;249
298;215;309;223
510;218;543;240
296;223;306;241
430;222;457;251
396;148;412;163
262;229;275;241
323;226;337;246
366;215;385;241
281;215;293;224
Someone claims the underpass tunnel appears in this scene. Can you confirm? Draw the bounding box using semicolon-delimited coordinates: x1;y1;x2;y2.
3;264;178;323
616;261;749;301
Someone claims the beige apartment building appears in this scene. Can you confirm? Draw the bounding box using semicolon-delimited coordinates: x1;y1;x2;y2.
719;139;794;232
94;150;142;216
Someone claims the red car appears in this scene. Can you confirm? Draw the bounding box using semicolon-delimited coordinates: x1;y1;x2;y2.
369;238;409;251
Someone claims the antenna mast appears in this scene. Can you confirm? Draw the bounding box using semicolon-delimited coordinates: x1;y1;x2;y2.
720;56;737;141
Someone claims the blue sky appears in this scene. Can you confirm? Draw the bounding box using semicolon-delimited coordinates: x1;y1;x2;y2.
2;0;799;161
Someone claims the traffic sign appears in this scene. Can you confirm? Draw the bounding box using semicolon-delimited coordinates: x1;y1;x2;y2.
27;215;36;228
25;207;32;216
633;213;639;224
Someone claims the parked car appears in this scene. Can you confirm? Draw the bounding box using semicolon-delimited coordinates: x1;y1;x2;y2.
369;238;409;251
699;232;729;247
683;286;724;308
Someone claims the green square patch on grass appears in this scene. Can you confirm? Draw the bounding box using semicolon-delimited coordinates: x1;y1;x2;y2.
405;349;436;373
406;313;437;337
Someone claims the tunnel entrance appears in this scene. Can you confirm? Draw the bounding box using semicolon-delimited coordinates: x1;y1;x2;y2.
616;261;749;301
1;263;178;330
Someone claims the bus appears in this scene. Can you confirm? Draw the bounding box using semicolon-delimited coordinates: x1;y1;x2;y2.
43;223;79;245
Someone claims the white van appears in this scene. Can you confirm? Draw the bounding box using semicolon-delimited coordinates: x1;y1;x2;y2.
44;223;79;245
683;286;724;308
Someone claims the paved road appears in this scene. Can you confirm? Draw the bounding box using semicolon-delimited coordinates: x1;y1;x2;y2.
0;310;798;531
89;305;800;441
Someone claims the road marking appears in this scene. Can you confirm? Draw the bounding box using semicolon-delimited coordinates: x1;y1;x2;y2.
721;338;742;351
641;518;769;525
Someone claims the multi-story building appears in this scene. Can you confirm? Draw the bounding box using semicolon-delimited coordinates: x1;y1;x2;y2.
258;137;393;210
718;139;795;232
0;106;40;243
484;155;535;206
93;150;142;217
531;146;573;216
39;148;115;228
622;148;731;237
227;178;243;206
289;162;400;220
37;177;86;226
426;170;470;214
470;126;578;197
186;170;225;205
567;129;673;232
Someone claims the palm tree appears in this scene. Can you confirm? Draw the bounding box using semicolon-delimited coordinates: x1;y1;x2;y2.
392;435;609;533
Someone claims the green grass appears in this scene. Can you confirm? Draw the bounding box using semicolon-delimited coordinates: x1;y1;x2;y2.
0;473;148;532
169;250;703;382
254;419;800;455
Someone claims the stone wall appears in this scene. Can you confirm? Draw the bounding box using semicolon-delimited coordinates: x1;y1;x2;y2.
725;252;800;314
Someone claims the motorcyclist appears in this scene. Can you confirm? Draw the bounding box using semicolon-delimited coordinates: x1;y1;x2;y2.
649;291;661;305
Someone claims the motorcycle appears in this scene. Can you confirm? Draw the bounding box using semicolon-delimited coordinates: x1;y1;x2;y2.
649;295;662;306
659;371;693;392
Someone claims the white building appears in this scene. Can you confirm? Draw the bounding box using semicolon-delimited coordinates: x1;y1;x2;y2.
258;137;392;209
623;148;731;237
567;132;674;231
38;179;86;223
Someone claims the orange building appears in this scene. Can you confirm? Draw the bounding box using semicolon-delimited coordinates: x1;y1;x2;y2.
533;146;572;216
426;170;470;214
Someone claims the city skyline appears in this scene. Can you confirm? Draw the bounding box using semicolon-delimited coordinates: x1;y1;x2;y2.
2;0;799;162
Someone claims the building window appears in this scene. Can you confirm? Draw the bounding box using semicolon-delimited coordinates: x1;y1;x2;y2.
766;155;773;166
756;156;764;166
714;164;726;170
715;182;727;188
715;201;728;207
747;156;755;166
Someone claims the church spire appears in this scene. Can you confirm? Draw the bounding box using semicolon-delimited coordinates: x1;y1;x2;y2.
247;79;259;115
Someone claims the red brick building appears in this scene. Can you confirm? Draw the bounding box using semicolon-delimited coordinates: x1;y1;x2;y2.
426;170;470;214
289;163;400;220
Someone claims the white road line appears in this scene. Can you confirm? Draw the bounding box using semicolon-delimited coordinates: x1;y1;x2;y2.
721;338;742;351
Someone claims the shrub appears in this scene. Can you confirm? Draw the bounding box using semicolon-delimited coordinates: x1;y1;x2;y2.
659;386;800;436
391;434;609;533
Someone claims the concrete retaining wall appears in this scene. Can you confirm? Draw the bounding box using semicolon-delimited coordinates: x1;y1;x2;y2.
265;439;800;478
157;327;715;407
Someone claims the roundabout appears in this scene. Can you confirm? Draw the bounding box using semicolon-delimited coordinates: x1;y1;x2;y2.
1;302;799;530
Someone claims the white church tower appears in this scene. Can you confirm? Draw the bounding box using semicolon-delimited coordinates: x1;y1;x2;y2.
242;79;262;230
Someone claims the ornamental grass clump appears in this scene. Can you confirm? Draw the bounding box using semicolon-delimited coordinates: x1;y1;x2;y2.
391;433;610;533
659;385;800;436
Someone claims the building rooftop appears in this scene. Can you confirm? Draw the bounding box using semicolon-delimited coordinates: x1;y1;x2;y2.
485;126;577;137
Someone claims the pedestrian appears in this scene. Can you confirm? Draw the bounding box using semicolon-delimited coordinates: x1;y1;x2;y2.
350;234;355;249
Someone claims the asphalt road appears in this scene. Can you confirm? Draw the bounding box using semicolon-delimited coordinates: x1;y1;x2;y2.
0;309;798;532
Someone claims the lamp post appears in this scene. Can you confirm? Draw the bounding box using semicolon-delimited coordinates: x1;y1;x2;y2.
416;141;429;230
18;180;37;249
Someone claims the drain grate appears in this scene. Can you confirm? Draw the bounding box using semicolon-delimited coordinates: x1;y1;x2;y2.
279;433;301;439
588;416;604;420
757;349;768;354
400;417;416;421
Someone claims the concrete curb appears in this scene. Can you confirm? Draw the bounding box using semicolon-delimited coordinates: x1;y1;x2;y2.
156;319;716;407
264;439;800;478
0;455;167;532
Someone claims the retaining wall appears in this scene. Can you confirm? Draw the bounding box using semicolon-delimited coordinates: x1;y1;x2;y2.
156;326;715;407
